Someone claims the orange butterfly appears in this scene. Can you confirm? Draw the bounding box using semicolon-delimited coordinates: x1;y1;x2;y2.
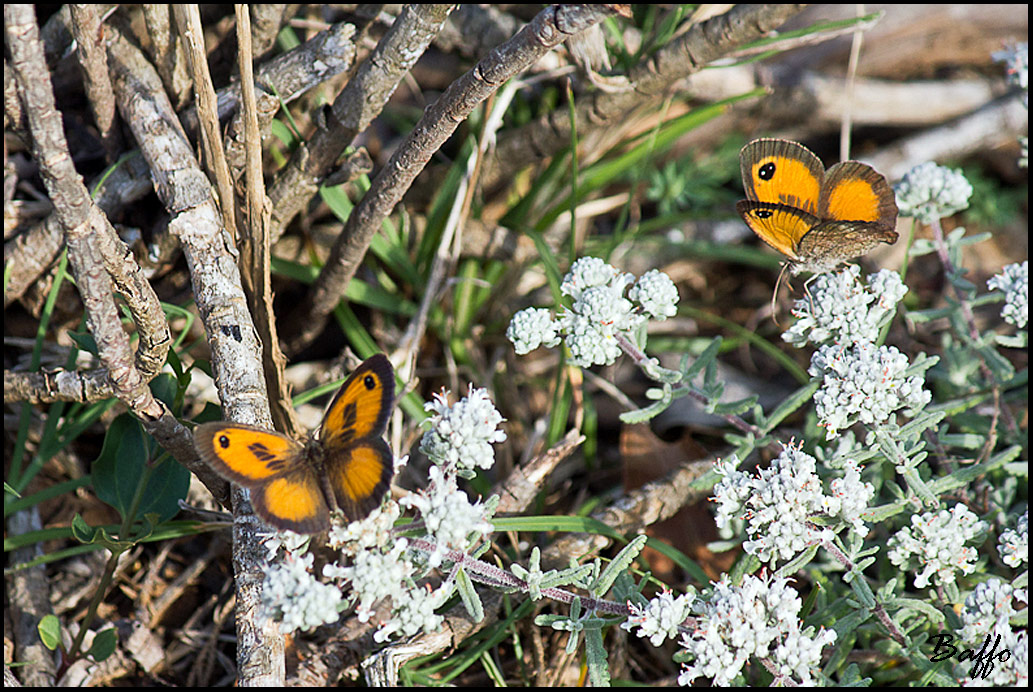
194;354;395;534
737;138;898;275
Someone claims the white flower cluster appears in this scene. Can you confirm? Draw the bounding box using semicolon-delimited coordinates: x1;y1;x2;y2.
621;589;695;647
824;457;877;537
507;307;560;355
507;257;679;367
894;162;973;224
987;261;1028;329
783;266;908;347
957;578;1029;687
327;538;414;624
959;578;1028;645
327;537;452;643
712;444;874;566
677;574;836;686
400;465;494;568
372;580;452;643
809;341;931;439
329;501;401;554
998;510;1028;568
887;504;988;589
960;632;1029;687
420;387;507;473
260;551;344;634
629;268;680;320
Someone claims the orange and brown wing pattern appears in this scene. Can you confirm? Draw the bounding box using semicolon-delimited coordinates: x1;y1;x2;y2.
319;354;395;448
820;161;898;231
736;201;821;259
250;467;330;534
194;354;397;533
740;138;825;217
194;422;304;485
194;422;330;532
325;438;394;521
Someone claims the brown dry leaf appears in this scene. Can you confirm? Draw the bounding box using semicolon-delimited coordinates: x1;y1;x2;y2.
620;423;735;584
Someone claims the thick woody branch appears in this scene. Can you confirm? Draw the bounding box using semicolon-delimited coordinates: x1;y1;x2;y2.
5;2;214;510
105;23;285;687
5;18;357;309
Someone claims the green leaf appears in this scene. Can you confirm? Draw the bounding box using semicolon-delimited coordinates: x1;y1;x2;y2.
92;414;190;524
37;614;62;651
70;513;132;552
584;626;611;687
593;534;647;596
455;567;484;623
87;628;118;662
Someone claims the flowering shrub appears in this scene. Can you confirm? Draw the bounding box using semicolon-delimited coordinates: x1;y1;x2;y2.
249;147;1027;685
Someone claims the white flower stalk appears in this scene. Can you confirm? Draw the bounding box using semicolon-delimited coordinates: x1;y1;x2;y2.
629;268;680;320
400;465;494;569
712;444;874;566
784;266;907;347
677;573;836;686
421;387;506;473
959;578;1028;645
327;538;414;624
998;510;1028;568
622;589;695;646
261;552;344;634
956;577;1029;686
508;257;679;367
507;307;561;355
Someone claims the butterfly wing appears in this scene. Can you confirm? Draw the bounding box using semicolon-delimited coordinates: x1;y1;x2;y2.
740;138;825;216
249;466;332;534
795;219;900;275
325;438;394;521
194;422;330;533
194;422;303;485
320;354;395;447
318;354;396;522
736;201;821;260
820;161;898;231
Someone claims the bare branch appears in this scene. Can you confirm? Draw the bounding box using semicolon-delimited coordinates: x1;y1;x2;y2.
105;20;285;686
68;4;122;159
284;3;626;353
267;4;452;242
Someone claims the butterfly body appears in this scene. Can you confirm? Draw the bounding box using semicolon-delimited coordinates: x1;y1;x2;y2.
194;354;395;534
737;139;898;275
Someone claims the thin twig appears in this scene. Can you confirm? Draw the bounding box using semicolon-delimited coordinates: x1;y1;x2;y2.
174;5;238;246
235;4;301;438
